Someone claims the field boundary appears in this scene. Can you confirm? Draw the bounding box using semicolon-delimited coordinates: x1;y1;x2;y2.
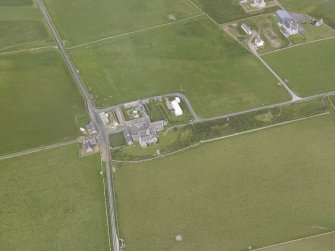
252;230;335;250
0;45;56;56
113;112;330;163
260;36;335;56
0;140;77;161
67;14;205;50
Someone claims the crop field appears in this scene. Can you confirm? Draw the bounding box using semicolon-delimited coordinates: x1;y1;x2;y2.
262;39;335;97
0;4;52;51
0;49;87;155
43;0;201;46
190;0;279;24
71;17;289;117
280;0;335;29
114;114;335;251
261;232;335;251
0;144;109;251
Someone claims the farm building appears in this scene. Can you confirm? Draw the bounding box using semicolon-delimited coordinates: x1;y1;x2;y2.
255;35;265;47
171;97;183;116
251;0;266;8
99;112;110;125
241;23;252;35
275;10;300;37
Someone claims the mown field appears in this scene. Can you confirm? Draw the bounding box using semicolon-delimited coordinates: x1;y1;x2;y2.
71;17;289;117
0;49;87;155
0;4;52;51
43;0;201;46
114;114;335;251
280;0;335;29
262;39;335;97
0;144;109;251
262;233;335;251
191;0;279;23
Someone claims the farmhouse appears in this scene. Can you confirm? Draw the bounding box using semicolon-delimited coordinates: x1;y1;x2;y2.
275;10;300;37
255;35;265;47
251;0;266;8
241;23;252;35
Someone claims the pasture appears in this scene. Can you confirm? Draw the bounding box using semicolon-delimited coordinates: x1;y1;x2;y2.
262;232;335;251
0;49;87;155
71;17;289;117
280;0;335;29
0;4;52;51
114;114;335;251
43;0;201;46
0;144;109;251
262;39;335;97
190;0;279;23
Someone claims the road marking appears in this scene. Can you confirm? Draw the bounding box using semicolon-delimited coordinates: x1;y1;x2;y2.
67;14;205;50
0;45;56;56
260;36;335;56
0;140;77;161
252;230;335;250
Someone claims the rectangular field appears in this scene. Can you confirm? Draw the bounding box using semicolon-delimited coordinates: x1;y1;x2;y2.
71;17;289;117
0;5;52;51
190;0;279;24
43;0;201;46
262;39;335;97
0;144;109;251
114;114;335;251
0;49;87;155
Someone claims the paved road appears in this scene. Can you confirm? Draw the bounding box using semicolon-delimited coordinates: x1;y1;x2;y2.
37;1;120;250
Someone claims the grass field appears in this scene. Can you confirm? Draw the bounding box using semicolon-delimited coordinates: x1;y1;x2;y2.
0;144;109;251
43;0;201;46
262;232;335;251
0;49;87;155
114;114;335;251
280;0;335;29
0;0;32;6
0;4;52;51
71;17;289;117
190;0;279;24
262;39;335;97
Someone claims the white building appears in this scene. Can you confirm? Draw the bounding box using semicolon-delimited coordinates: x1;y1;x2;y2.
255;35;265;47
99;112;109;125
251;0;266;8
241;23;252;35
171;98;183;116
276;10;300;37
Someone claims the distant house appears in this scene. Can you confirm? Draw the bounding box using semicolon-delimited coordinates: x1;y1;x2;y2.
171;97;183;116
275;10;300;37
251;0;266;8
86;121;97;135
241;23;252;35
255;35;265;47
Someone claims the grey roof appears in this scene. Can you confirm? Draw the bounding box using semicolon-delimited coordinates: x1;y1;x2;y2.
276;10;292;21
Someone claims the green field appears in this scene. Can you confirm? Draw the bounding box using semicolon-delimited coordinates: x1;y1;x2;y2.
0;49;87;155
262;233;335;251
0;5;52;51
44;0;200;46
0;144;109;251
71;17;289;117
262;39;335;97
114;114;335;251
280;0;335;29
191;0;279;23
0;0;32;6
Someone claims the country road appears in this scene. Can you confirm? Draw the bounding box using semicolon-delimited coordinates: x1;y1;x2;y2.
36;1;120;250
